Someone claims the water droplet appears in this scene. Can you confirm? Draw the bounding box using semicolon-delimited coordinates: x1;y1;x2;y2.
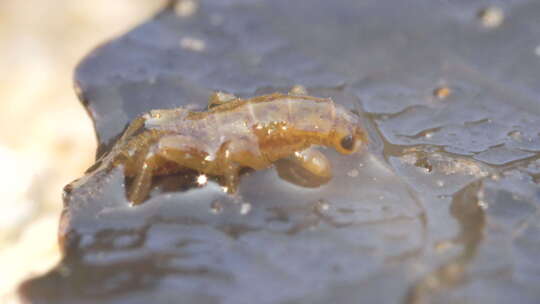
180;37;206;52
314;199;329;212
174;0;198;17
289;85;308;95
477;189;485;201
347;169;359;177
433;86;451;100
478;6;504;28
508;130;522;141
211;91;236;104
478;200;488;210
240;203;252;215
196;174;208;186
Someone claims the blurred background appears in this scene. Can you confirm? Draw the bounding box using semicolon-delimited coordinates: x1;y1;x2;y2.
0;1;167;302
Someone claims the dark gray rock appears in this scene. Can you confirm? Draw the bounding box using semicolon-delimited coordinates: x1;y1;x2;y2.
20;1;540;303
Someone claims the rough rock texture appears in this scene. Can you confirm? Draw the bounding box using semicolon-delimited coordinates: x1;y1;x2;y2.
20;1;540;303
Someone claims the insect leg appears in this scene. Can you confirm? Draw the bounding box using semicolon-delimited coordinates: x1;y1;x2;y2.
125;138;158;205
120;116;146;140
222;162;239;193
128;157;155;205
154;135;209;171
218;142;241;193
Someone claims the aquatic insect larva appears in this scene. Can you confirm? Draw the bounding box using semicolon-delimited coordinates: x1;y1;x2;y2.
97;89;368;204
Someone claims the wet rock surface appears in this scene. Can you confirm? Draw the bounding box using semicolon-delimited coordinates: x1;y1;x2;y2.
20;0;540;303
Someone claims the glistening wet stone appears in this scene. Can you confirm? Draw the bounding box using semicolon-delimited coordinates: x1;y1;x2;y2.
20;0;540;303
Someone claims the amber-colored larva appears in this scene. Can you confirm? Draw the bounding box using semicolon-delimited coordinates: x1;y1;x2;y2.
97;89;368;204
